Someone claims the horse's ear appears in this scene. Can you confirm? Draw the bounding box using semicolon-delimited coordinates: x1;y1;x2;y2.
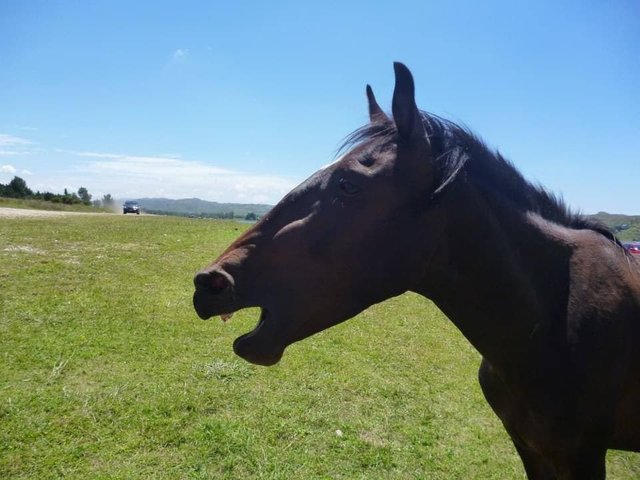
392;62;427;145
366;85;388;123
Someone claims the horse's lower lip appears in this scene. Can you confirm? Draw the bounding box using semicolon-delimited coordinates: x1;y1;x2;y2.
233;309;284;366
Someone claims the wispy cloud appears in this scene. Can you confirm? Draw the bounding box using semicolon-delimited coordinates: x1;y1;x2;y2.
0;134;35;160
0;150;30;156
0;134;33;147
161;48;191;73
61;150;298;204
164;48;189;70
172;48;187;60
55;149;121;159
0;164;33;182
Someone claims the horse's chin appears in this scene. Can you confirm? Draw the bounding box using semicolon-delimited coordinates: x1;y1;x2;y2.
233;309;285;366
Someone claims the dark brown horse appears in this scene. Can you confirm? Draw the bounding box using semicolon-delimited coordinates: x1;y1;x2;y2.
193;63;640;479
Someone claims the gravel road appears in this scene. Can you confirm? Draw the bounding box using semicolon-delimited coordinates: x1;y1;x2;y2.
0;207;113;218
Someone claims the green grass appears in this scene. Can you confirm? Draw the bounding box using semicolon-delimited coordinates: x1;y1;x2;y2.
1;214;638;479
0;196;112;213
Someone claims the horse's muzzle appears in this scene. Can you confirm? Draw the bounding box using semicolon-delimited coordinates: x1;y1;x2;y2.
192;268;239;320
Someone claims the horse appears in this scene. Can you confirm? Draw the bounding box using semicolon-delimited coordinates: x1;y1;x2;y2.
193;63;640;479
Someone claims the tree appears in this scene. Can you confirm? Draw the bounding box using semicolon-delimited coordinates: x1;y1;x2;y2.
62;192;81;204
102;194;114;206
245;212;257;221
6;176;33;198
78;187;92;205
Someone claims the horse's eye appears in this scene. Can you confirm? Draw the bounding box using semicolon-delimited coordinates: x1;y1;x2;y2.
359;155;375;167
339;178;361;196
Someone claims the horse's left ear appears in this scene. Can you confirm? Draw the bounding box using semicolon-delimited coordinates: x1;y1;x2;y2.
392;62;428;147
366;85;388;123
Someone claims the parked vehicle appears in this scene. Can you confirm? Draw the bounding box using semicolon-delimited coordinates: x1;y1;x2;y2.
123;200;140;214
622;242;640;255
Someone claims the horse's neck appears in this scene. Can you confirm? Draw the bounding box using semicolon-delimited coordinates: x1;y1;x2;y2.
415;184;572;370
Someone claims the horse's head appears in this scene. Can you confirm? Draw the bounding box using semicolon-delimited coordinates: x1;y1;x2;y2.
193;63;446;365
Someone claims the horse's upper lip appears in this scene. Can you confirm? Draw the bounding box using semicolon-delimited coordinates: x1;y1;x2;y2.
192;286;238;320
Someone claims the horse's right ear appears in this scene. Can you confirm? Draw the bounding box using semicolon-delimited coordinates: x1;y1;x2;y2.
366;85;388;123
392;62;427;146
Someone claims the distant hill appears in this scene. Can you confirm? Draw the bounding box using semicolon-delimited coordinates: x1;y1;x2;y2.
590;212;640;242
134;197;272;219
131;198;640;238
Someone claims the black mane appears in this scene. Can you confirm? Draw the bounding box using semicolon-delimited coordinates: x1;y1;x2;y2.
340;112;618;243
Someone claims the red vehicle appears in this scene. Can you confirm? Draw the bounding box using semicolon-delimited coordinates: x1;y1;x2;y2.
623;242;640;255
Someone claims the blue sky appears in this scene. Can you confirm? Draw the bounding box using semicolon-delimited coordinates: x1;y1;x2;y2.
1;1;638;212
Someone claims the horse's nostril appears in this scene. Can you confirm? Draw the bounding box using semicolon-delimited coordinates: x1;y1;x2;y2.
194;270;230;294
210;272;229;293
194;271;210;289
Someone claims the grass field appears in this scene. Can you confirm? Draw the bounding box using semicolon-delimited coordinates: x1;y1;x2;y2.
1;213;639;479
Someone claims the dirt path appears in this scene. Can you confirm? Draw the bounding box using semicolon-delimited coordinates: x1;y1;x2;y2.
0;207;115;218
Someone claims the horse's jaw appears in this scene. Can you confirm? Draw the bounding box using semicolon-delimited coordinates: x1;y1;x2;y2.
232;308;285;366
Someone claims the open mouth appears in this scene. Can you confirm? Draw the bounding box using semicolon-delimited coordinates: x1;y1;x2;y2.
193;285;285;366
233;309;284;366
